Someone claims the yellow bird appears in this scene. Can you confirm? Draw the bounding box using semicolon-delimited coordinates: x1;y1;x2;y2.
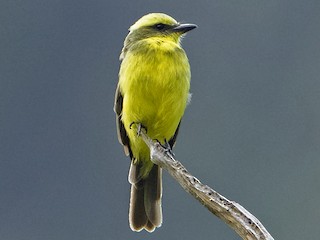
114;13;196;232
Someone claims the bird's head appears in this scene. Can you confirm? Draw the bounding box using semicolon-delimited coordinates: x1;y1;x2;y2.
126;13;197;45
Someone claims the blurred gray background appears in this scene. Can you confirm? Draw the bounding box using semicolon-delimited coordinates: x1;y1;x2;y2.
1;0;320;239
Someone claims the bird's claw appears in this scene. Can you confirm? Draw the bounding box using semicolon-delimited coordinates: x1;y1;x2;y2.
129;122;147;136
155;139;175;157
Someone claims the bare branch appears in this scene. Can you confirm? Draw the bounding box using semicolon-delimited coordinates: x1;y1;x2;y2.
140;131;274;240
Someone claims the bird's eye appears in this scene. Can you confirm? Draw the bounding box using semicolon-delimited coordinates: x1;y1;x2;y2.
155;23;165;30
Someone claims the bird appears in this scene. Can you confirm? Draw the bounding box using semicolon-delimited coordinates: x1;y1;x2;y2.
114;13;196;232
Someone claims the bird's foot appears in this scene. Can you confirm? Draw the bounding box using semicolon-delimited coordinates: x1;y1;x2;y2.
155;139;175;157
129;122;147;136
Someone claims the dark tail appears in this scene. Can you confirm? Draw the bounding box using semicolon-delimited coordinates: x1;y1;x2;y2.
128;163;162;232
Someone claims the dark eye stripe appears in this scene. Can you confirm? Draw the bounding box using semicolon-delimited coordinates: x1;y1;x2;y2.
152;23;170;31
155;24;165;30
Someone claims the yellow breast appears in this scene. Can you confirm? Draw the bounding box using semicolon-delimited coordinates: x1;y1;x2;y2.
119;37;191;175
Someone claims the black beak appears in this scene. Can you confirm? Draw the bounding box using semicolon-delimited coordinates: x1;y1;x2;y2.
172;23;197;33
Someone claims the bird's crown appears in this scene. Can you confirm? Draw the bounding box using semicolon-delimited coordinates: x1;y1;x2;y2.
129;13;178;32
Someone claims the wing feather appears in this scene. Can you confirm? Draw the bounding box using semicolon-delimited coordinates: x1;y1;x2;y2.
114;85;132;157
168;121;181;148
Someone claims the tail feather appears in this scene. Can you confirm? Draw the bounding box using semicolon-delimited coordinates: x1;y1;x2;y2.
144;165;162;227
128;163;162;232
129;182;148;231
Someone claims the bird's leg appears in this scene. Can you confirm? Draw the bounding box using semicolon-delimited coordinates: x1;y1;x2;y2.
137;123;145;136
129;122;147;136
155;139;175;157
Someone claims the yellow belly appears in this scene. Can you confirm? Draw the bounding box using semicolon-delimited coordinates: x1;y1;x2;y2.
119;39;191;177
